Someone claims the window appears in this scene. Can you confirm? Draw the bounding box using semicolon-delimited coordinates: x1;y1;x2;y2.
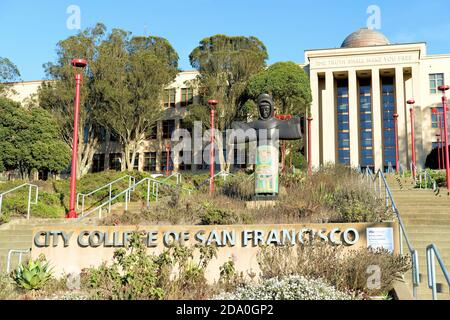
431;107;444;128
109;153;122;171
359;79;374;168
129;153;139;171
144;152;157;172
382;78;396;168
110;131;119;142
92;154;105;173
164;88;176;108
432;142;439;150
180;88;194;107
162;120;175;139
430;73;444;94
336;80;350;165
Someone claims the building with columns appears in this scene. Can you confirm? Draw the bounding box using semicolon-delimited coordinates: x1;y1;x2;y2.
304;28;450;171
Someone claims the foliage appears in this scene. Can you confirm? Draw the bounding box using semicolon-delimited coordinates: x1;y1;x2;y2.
198;201;239;225
86;231;218;300
0;57;21;95
257;244;410;296
0;273;18;299
186;34;268;170
13;255;53;290
39;23;178;175
221;173;254;201
247;61;312;116
213;275;353;300
0;97;70;177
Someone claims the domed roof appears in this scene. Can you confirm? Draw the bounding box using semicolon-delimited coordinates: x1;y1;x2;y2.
341;28;390;48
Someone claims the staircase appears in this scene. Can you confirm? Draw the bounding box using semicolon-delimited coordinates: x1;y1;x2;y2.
385;174;450;300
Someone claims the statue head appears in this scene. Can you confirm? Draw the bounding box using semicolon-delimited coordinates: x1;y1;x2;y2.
257;94;274;120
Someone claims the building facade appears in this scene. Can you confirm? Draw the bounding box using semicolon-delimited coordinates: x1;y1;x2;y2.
304;28;450;171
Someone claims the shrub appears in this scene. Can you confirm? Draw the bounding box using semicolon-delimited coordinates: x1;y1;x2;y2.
86;231;218;300
13;255;53;290
221;174;254;201
0;273;18;299
198;201;239;225
213;275;353;300
257;244;410;297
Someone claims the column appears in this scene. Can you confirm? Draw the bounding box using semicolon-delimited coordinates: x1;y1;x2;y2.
348;69;359;168
322;71;336;164
174;119;180;172
372;68;383;170
156;120;162;171
310;70;320;168
395;66;407;167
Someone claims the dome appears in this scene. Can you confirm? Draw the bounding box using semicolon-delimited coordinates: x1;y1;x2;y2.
341;28;390;48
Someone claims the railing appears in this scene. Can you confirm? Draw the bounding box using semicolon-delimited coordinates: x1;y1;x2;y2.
197;170;234;190
363;168;420;298
6;248;31;273
162;172;182;185
0;184;38;220
399;163;407;178
77;177;194;221
426;244;450;300
76;175;136;216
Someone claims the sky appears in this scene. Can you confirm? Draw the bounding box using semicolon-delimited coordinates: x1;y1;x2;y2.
2;0;450;81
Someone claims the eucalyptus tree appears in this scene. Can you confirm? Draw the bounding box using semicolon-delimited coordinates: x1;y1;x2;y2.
0;57;21;95
188;34;268;170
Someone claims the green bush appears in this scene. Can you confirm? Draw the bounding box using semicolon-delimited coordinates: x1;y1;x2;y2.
221;173;254;201
13;255;53;290
213;275;353;300
198;201;239;225
86;231;218;300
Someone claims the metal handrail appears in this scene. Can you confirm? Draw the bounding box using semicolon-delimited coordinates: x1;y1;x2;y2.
162;172;182;185
197;170;234;189
76;175;136;216
78;177;194;221
6;248;31;273
399;163;407;177
426;244;450;300
0;183;38;220
363;168;420;298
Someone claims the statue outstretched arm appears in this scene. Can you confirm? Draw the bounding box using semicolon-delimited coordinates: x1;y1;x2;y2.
278;116;302;140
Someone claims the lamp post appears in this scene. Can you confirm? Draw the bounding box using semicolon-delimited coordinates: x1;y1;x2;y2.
208;100;218;195
307;116;313;176
436;133;442;170
393;113;399;174
275;114;292;172
165;144;171;177
438;85;450;190
433;107;443;170
67;58;87;219
407;99;416;178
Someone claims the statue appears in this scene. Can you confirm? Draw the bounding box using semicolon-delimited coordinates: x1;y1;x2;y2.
232;94;302;198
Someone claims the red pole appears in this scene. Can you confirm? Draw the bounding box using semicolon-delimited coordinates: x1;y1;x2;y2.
438;85;450;190
407;100;416;178
165;145;170;177
437;134;442;170
393;113;399;174
439;112;445;170
67;59;87;219
307;117;313;176
208;100;218;195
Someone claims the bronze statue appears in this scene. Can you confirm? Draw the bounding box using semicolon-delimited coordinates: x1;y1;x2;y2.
232;94;302;197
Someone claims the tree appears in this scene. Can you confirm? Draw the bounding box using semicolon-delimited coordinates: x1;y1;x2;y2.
247;62;312;170
0;97;70;178
0;57;21;95
92;31;179;171
188;35;268;170
247;61;312;116
39;23;107;178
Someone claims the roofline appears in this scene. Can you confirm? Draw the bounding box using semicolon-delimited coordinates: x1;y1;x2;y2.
304;42;427;52
2;79;57;85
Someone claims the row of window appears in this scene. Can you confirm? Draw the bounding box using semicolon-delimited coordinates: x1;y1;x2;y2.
163;88;194;108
